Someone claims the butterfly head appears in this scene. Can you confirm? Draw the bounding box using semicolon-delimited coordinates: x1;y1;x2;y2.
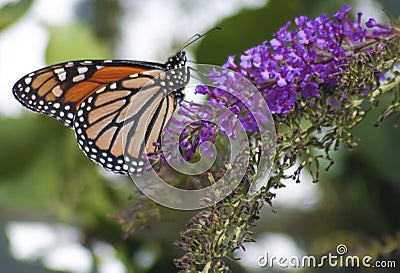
166;50;186;70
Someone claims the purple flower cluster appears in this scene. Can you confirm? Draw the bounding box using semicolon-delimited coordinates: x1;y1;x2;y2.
199;5;393;114
156;5;395;162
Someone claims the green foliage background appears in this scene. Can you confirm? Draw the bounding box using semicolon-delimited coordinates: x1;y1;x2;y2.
0;0;399;272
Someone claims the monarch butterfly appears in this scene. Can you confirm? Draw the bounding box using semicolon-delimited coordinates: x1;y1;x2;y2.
12;29;220;174
13;51;187;174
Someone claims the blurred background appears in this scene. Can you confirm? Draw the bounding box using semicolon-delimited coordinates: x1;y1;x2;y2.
0;0;399;272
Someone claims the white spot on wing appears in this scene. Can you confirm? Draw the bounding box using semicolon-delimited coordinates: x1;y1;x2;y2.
73;74;85;82
77;67;89;74
59;72;67;81
54;68;65;74
96;87;106;94
52;86;63;97
25;77;32;84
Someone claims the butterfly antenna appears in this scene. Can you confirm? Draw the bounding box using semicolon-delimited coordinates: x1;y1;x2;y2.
179;27;222;52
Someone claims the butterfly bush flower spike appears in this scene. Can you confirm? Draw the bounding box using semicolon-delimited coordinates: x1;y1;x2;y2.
161;6;397;167
174;7;400;272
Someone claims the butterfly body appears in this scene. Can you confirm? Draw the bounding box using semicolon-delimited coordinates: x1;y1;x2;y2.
13;51;189;174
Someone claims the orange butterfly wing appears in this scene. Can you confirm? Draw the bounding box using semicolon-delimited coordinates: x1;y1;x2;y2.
13;60;163;127
13;52;188;174
74;70;178;173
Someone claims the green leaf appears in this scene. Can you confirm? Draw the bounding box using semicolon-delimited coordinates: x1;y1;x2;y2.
45;23;111;64
352;102;400;183
0;0;33;31
0;116;64;208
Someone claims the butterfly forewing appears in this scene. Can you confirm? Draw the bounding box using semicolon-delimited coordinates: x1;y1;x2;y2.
12;60;163;127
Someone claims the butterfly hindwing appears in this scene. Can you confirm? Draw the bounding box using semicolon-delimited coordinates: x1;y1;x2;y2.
73;68;179;174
